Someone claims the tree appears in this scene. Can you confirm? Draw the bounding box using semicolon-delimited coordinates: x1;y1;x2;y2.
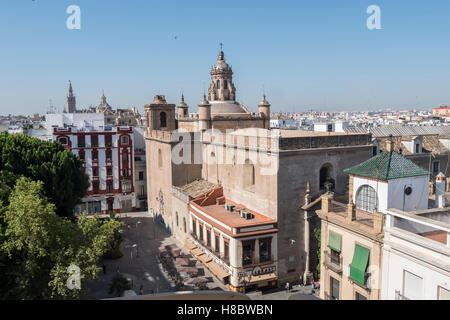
313;228;321;279
0;178;123;299
0;132;89;219
109;273;131;297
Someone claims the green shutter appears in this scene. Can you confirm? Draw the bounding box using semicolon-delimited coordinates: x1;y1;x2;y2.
350;244;370;285
327;232;341;253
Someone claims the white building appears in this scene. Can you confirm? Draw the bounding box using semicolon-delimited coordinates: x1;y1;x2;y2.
50;113;137;214
382;208;450;300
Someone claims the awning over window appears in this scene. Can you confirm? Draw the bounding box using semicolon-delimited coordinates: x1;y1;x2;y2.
327;232;341;253
350;244;370;285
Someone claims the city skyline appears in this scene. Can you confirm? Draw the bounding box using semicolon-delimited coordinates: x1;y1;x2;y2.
1;1;450;115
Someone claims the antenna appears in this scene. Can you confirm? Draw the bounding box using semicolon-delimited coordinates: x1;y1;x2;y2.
220;42;223;51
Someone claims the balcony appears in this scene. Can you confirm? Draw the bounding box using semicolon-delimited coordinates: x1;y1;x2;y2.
121;179;132;194
323;251;342;274
241;254;275;268
348;264;371;292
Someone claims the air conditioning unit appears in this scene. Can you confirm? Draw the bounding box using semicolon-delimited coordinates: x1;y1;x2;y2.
245;212;254;220
225;203;235;212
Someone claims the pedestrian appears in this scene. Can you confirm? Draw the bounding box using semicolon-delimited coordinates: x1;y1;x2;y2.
285;282;290;293
139;285;144;295
299;274;303;287
311;279;315;293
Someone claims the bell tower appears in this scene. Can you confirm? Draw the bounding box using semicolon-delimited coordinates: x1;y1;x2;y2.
65;81;76;113
144;95;176;132
208;49;236;102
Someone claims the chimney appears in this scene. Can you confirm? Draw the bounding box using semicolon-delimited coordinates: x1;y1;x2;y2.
385;136;394;152
373;212;385;233
435;172;446;208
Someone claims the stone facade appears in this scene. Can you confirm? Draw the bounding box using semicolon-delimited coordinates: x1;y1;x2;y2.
144;50;374;289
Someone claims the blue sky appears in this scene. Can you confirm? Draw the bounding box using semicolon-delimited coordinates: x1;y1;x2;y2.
1;0;450;115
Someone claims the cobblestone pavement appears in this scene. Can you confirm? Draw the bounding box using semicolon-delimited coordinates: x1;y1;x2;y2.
83;212;228;299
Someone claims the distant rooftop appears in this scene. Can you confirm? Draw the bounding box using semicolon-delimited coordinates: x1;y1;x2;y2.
345;125;450;137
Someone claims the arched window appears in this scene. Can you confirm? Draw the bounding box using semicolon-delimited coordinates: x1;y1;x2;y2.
356;185;378;213
320;163;335;191
217;80;220;89
224;80;228;89
176;212;179;227
183;217;186;233
160;112;167;128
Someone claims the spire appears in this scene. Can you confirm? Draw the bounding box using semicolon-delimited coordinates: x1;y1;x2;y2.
66;80;76;113
200;93;210;106
68;81;74;96
100;90;107;105
178;93;188;108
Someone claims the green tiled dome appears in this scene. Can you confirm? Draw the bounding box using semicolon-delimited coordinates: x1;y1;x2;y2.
344;151;430;180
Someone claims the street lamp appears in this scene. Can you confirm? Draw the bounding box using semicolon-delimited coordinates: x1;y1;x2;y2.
125;244;137;264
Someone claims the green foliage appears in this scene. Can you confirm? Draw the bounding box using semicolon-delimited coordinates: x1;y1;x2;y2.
109;273;131;297
0;178;123;299
313;228;321;278
0;132;89;219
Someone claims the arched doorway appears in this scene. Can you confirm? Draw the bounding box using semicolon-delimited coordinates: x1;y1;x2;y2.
319;164;335;191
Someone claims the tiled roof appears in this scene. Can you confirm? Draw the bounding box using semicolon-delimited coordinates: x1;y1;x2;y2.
344;151;430;180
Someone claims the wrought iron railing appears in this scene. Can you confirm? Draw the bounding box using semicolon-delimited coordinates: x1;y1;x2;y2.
324;251;342;274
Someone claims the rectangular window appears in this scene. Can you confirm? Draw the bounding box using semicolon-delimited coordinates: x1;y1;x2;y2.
355;292;367;300
92;150;98;161
122;152;129;162
330;249;340;265
215;235;220;253
105;135;112;147
224;240;229;259
330;277;340;300
206;229;211;248
403;270;423;300
77;135;85;148
121;136;129;145
139;171;144;181
199;224;204;241
92;167;99;177
107;167;112;176
91;135;98;148
259;238;271;263
106;150;112;161
92;182;99;194
192;220;197;237
242;241;254;266
79;152;85;161
433;161;440;174
415;143;420;153
107;181;113;193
